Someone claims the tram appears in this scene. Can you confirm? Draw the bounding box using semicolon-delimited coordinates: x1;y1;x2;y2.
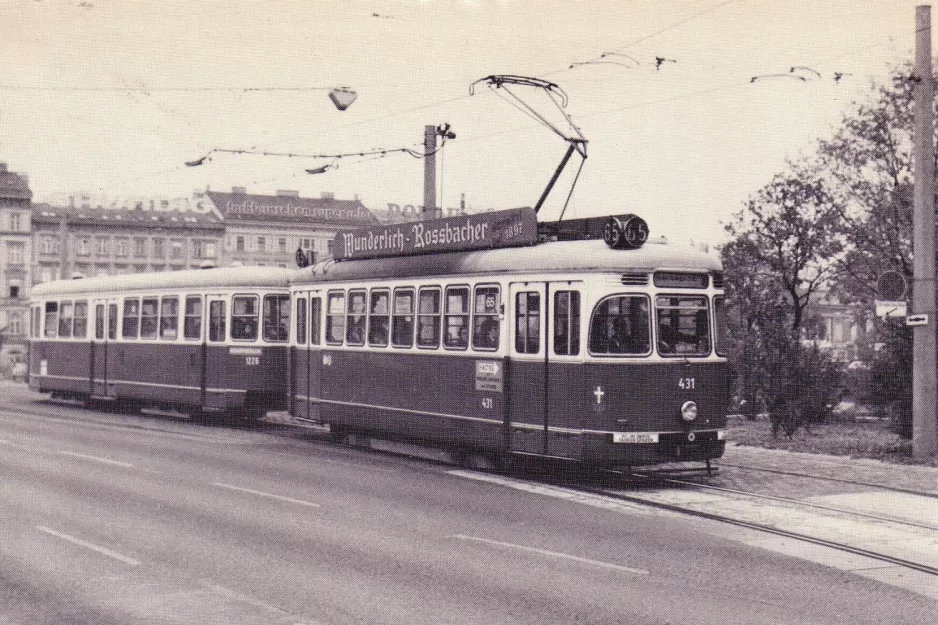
289;208;729;469
28;265;295;419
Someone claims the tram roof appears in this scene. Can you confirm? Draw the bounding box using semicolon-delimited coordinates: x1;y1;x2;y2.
30;265;298;298
298;238;721;284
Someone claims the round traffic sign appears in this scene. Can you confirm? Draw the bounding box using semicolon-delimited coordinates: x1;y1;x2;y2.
876;270;907;301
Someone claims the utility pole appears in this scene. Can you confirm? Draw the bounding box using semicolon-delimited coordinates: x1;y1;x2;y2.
912;4;937;459
423;125;438;220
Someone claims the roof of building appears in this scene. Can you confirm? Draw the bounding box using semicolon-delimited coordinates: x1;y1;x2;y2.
205;190;380;227
30;203;224;231
0;163;32;200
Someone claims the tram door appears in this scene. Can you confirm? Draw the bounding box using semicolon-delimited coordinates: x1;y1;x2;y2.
507;281;585;458
202;296;227;408
90;298;118;397
291;290;323;421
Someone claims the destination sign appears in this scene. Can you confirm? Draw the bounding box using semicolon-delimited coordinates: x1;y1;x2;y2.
333;207;539;260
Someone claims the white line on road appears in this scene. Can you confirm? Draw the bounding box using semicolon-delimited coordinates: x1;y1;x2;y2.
213;483;321;508
57;450;134;468
450;534;649;575
37;526;140;566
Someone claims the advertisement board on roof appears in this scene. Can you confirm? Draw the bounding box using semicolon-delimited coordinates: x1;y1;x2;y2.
332;207;539;261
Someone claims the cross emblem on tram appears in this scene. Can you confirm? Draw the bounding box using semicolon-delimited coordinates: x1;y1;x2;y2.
594;386;605;404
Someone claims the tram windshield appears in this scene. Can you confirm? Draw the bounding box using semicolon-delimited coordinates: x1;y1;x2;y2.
588;295;650;355
655;295;711;356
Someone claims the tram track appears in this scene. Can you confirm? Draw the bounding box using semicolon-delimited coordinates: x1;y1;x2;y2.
575;482;938;578
621;470;938;532
714;461;938;499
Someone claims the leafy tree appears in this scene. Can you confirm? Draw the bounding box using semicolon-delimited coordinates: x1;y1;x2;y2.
722;172;844;437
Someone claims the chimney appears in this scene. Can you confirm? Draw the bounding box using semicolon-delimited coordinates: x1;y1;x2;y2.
232;186;246;194
276;190;299;197
0;163;7;173
321;192;335;200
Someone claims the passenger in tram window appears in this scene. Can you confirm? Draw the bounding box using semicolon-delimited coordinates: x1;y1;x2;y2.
369;293;390;346
474;317;500;349
658;321;676;354
347;293;366;344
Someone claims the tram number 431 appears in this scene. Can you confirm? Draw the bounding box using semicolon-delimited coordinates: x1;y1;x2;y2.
678;377;696;390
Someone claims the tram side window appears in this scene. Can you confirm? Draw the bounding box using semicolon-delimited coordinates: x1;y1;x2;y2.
108;304;118;340
73;301;88;338
443;286;470;350
714;296;728;356
472;285;500;350
417;287;441;348
263;294;290;342
392;288;415;348
553;290;580;355
368;289;390;347
140;298;159;339
122;298;141;339
310;297;322;345
656;295;710;356
296;297;307;345
346;289;367;346
95;304;105;340
58;301;74;338
231;295;259;341
589;295;650;355
326;291;346;345
184;296;202;340
44;302;58;338
160;296;179;340
209;301;226;342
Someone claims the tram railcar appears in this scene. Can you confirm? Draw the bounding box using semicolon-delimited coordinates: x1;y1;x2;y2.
289;209;729;469
28;266;295;419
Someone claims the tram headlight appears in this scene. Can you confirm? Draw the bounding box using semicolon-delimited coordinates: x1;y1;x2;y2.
680;401;698;423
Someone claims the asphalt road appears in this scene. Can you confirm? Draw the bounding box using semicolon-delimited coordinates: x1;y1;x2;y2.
0;388;934;624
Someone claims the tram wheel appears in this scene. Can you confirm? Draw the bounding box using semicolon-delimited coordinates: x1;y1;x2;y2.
328;424;349;443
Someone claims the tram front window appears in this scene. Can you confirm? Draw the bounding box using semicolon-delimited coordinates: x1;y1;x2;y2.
655;295;711;356
588;295;650;355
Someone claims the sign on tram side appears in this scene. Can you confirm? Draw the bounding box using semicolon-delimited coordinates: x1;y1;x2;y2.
332;207;540;261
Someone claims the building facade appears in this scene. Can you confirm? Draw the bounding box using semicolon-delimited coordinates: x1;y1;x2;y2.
31;203;225;284
0;163;32;377
205;188;380;267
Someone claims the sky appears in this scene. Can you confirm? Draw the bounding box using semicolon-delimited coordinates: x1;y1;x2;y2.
0;0;928;247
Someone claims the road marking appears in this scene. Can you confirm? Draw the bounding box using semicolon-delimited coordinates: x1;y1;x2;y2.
37;526;140;566
213;483;321;508
57;450;134;468
450;534;648;575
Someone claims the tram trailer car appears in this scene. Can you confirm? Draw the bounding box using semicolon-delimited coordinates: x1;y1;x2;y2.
28;266;296;419
289;226;729;469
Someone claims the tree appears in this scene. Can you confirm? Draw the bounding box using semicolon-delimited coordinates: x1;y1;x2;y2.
722;172;844;437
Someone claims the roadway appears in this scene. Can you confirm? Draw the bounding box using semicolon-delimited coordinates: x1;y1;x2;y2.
0;385;934;624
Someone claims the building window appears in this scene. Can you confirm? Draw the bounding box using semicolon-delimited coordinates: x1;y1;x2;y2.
134;237;146;257
10;213;21;231
78;238;90;256
153;238;165;258
115;238;129;256
236;236;245;252
8;311;22;335
9;285;20;299
170;239;183;259
43;237;56;254
96;237;109;256
6;242;24;264
279;237;287;253
257;236;266;252
194;240;217;259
